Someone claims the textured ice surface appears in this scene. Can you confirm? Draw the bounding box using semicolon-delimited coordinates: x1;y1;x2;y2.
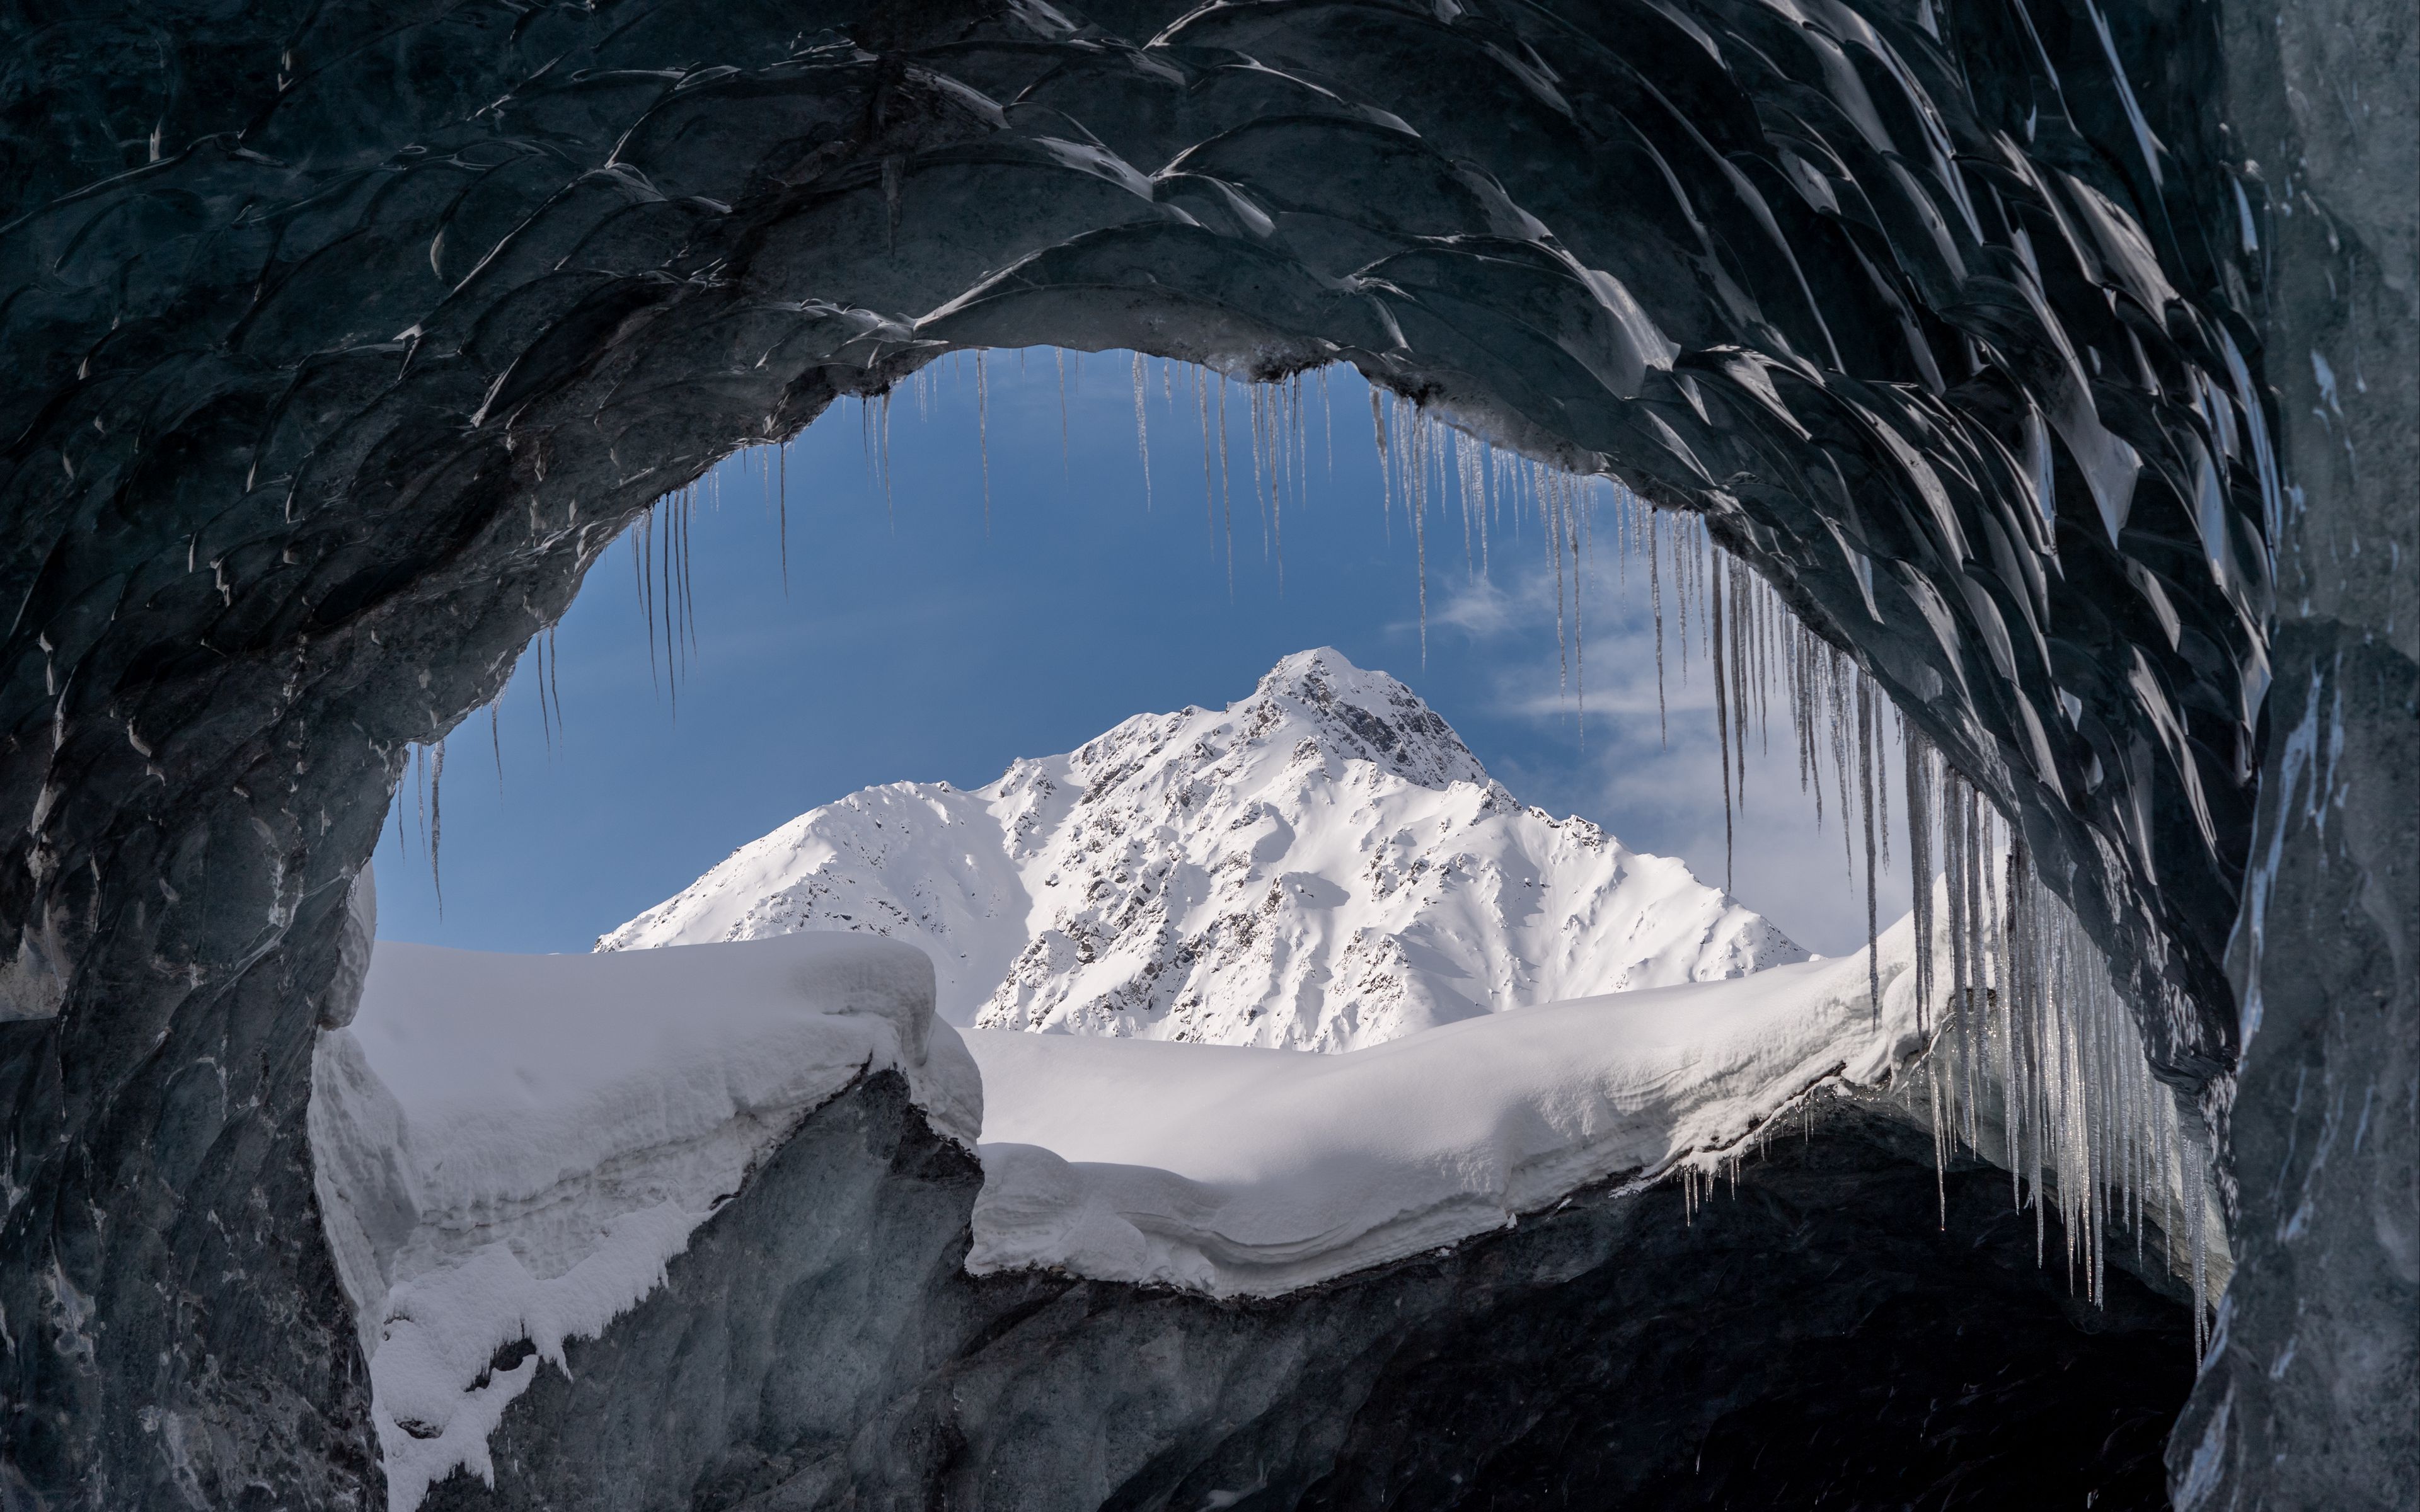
309;934;979;1511
603;648;1802;1047
7;0;2400;1499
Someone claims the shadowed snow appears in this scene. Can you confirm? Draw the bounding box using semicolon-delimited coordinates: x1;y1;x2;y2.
311;933;978;1512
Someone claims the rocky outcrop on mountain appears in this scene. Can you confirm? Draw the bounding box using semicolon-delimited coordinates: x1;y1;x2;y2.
602;650;1803;1049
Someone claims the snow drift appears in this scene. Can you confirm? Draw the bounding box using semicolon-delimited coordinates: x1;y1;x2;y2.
965;910;1927;1297
309;931;980;1511
601;648;1802;1048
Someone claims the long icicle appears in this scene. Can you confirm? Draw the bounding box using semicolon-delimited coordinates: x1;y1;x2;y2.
428;738;445;917
1132;352;1153;512
1710;549;1734;890
1860;674;1879;1024
1649;509;1668;746
1197;365;1214;549
976;349;992;532
1218;377;1235;592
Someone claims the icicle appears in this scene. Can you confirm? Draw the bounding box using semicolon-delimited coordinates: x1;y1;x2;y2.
1672;516;1691;681
1574;479;1587;744
1545;468;1567;692
1649;509;1667;745
1710;553;1734;890
428;737;445;916
632;506;656;692
1196;366;1214;549
1272;386;1286;589
1833;651;1855;880
546;625;563;747
1411;406;1429;665
1218;378;1235;590
1859;676;1879;1024
976;349;992;532
678;486;698;659
1132;352;1153;512
1903;718;1934;1032
1733;561;1751;799
1258;382;1277;561
1369;386;1391;542
1319;366;1334;478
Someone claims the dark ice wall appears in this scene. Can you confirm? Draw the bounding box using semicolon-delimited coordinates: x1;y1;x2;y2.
422;1074;2196;1512
2168;0;2417;1501
0;0;2406;1507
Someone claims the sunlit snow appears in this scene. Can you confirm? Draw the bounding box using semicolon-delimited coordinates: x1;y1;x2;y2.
600;648;1804;1048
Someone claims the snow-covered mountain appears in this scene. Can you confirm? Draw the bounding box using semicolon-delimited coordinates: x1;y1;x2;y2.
599;649;1805;1050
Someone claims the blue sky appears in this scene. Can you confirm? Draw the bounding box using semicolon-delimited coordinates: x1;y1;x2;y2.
371;350;1909;958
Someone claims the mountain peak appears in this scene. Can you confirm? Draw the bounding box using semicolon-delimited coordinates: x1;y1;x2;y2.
602;653;1806;1049
1234;648;1489;791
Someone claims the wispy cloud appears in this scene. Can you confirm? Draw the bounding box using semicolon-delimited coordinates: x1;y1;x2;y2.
1418;556;1913;956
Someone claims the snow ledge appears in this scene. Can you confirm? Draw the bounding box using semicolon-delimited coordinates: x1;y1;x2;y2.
962;914;1929;1298
310;932;979;1512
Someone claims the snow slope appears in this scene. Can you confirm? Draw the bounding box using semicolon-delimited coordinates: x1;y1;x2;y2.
601;648;1803;1050
967;908;1928;1297
309;932;979;1511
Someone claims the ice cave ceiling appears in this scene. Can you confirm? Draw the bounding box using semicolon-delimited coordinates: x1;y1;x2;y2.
0;0;2407;1508
1;0;2276;1084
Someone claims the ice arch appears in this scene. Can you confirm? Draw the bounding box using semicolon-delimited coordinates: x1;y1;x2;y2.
0;1;2406;1508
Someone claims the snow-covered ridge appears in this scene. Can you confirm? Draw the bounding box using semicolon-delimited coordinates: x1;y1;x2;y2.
966;910;1928;1297
311;929;979;1511
601;648;1804;1050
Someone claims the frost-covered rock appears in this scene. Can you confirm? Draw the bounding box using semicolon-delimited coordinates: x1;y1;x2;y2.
309;933;979;1511
601;648;1802;1049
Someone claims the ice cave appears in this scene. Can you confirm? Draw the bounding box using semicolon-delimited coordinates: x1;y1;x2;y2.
0;1;2409;1509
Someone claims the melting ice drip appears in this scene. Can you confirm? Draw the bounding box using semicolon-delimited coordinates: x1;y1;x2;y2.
389;348;2221;1340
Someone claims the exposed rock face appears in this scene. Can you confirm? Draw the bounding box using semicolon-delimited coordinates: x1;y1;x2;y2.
0;0;2404;1505
420;1071;2194;1512
602;648;1803;1048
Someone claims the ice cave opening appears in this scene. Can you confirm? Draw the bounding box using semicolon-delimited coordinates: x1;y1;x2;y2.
310;345;2225;1511
1;2;2409;1509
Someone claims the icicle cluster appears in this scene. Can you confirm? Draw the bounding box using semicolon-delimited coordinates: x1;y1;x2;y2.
625;483;703;701
1904;733;2222;1351
1346;378;2225;1348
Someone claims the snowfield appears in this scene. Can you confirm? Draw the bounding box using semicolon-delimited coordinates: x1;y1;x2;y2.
599;648;1804;1050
